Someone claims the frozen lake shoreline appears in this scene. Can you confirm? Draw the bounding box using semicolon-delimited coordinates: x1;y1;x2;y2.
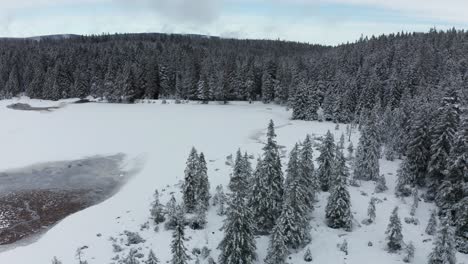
0;154;131;246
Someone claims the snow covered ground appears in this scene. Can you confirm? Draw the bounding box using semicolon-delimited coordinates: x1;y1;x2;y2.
0;98;466;264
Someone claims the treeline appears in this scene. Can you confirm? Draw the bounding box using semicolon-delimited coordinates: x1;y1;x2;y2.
0;29;467;113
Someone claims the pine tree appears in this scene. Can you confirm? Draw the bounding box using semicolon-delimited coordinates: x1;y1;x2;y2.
332;147;349;188
395;160;415;197
196;152;210;208
347;142;354;159
426;210;438;236
354;113;380;181
197;75;211;103
385;207;403;252
250;120;284;234
427;90;460;200
367;197;376;223
284;144;300;190
182;147;199;212
150;190;166;224
264;223;288;264
403;105;432;187
191;200;207;230
299;135;317;208
303;248;313;262
291;81;319;120
428;218;457;264
171;208;190;264
122;249;139;264
145;250;159;264
325;171;352;230
218;163;257;264
374;174;388;193
213;185;227;216
317;130;335;192
410;188;419;216
230;149;251;196
277;150;312;249
165;195;178;230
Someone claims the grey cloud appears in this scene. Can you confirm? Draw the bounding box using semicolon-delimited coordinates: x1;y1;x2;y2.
116;0;222;25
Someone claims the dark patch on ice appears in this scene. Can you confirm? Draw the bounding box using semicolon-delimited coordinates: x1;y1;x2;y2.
6;103;62;112
0;154;131;246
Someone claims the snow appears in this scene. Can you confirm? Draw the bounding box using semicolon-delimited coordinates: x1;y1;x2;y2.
0;98;466;264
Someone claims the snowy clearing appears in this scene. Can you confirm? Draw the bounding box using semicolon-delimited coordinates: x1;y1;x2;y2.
0;98;465;264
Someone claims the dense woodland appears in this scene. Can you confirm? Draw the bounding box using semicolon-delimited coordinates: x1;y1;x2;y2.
0;29;466;264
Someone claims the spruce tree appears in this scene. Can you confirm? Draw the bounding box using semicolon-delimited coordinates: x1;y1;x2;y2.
145;250;159;264
410;188;419;216
191;200;207;230
354;113;380;181
122;249;139;264
165;195;178;230
196;152;210;208
403;105;432;187
284;144;300;190
374;174;388;193
250;120;284;234
428;218;457;264
426;210;438;236
150;190;166;225
317;130;335;191
213;185;227;216
171;208;190;264
395;160;415;197
276;149;312;249
230;149;251;196
332;147;349;188
325;171;352;230
291;81;319;120
303;248;313;262
367;197;376;223
182;147;199;212
385;207;403;252
299;134;317;208
264;223;288;264
454;197;468;253
218;163;257;264
427;91;460;200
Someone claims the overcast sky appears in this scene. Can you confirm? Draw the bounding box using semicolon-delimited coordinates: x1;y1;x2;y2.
0;0;467;45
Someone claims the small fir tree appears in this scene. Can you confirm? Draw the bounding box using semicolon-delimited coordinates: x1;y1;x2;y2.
171;210;190;264
325;172;352;230
145;250;159;264
150;190;166;225
403;242;415;263
426;210;438;235
375;174;388;193
428;218;457;264
264;223;289;264
367;197;377;223
385;207;403;252
303;248;313;262
410;188;419;216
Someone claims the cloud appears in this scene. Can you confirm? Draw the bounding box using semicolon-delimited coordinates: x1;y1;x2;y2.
261;0;468;23
110;0;222;25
